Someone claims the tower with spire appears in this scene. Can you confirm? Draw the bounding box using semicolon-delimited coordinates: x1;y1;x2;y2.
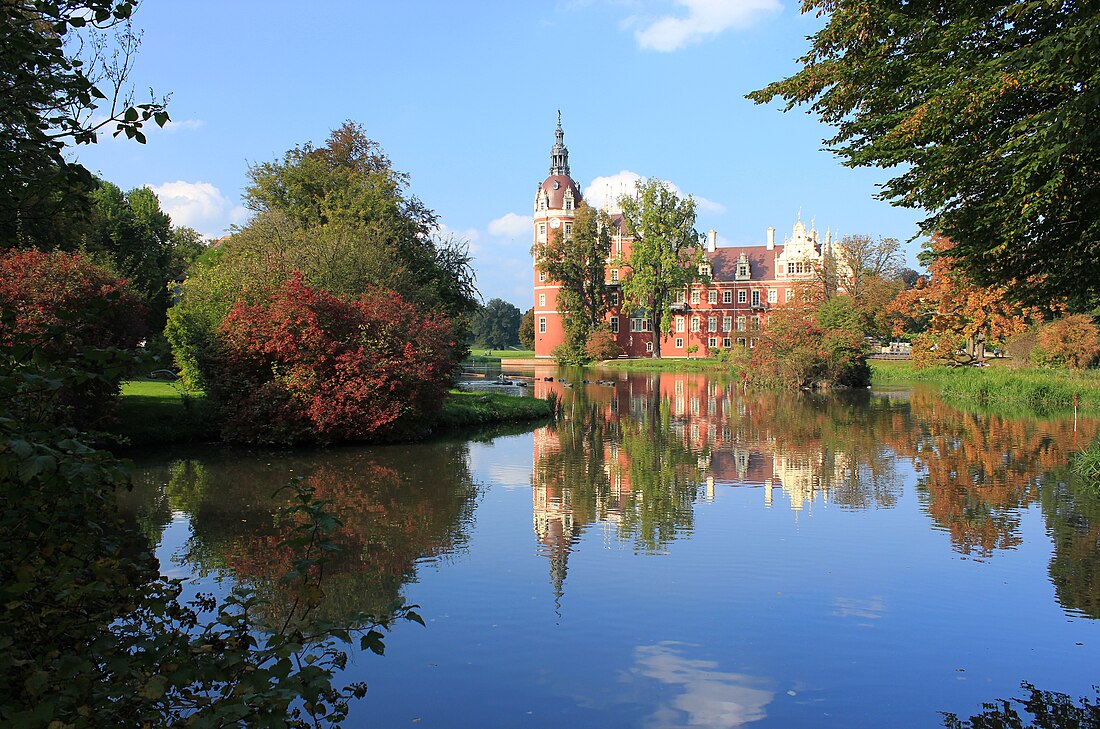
532;113;583;359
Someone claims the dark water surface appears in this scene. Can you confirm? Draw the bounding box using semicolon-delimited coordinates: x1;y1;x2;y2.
121;370;1100;728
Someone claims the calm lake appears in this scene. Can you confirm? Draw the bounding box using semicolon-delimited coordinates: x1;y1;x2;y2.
120;368;1100;728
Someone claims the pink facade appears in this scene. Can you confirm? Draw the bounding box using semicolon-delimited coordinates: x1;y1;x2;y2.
533;119;834;359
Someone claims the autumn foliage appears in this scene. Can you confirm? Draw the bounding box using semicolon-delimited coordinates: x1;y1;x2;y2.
208;273;459;444
749;300;869;389
1033;315;1100;370
0;249;147;424
888;235;1039;366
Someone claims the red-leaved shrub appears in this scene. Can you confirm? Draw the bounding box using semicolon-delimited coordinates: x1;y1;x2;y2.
210;273;459;444
1034;315;1100;369
0;249;147;425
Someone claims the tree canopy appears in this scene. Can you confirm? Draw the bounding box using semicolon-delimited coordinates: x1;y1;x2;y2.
470;299;522;350
749;0;1100;310
618;178;704;358
0;0;169;244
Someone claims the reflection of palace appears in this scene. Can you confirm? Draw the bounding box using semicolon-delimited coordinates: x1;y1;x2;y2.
530;374;1100;618
530;372;862;599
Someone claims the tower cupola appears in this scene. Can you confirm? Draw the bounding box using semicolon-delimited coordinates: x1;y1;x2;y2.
549;110;570;177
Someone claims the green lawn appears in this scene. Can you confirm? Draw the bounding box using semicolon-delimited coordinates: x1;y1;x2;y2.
113;380;550;447
468;348;535;360
113;379;217;447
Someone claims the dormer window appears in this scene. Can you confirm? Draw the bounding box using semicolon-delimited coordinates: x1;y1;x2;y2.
735;252;751;280
699;262;712;278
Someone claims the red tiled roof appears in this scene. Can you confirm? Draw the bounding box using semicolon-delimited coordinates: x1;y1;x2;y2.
708;245;784;283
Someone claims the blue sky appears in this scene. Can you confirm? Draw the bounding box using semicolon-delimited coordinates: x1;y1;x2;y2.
73;0;927;310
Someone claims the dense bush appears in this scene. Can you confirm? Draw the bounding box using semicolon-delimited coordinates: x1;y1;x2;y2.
1033;315;1100;369
0;249;146;425
208;273;460;444
750;302;869;389
584;327;621;361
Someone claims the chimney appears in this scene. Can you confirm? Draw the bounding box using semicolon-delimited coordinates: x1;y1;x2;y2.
766;226;775;251
707;229;717;252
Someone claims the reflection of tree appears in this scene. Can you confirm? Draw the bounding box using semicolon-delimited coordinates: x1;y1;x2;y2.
121;443;479;622
942;682;1100;729
1041;475;1100;620
887;388;1095;558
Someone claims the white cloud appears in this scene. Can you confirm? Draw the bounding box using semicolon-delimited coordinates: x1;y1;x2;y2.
163;118;205;133
634;0;782;52
149;181;244;237
488;212;531;238
437;222;482;253
585;170;726;215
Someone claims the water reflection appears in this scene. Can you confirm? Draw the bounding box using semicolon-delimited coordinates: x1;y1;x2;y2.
530;370;1100;618
119;442;480;622
632;642;774;729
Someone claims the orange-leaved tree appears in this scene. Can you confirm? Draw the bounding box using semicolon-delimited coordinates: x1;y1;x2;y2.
888;235;1040;367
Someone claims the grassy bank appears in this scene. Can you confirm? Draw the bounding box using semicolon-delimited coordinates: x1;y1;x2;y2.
434;390;552;430
871;360;1100;414
113;380;550;447
114;380;218;446
596;357;739;373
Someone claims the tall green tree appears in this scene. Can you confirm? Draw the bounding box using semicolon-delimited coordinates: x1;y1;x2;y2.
166;124;477;388
748;0;1100;310
519;308;536;350
470;298;522;349
618;178;705;358
536;202;613;361
237;121;477;321
0;0;168;246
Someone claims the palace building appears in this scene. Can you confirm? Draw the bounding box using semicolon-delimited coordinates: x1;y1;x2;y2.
532;117;837;359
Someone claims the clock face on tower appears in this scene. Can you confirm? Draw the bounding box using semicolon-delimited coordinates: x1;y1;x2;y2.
552;181;560;190
550;218;561;229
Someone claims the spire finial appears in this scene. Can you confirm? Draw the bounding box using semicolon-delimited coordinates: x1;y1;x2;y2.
549;112;570;177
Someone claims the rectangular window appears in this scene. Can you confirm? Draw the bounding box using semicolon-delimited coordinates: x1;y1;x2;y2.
691;290;700;305
751;315;761;330
796;261;804;274
675;337;684;349
723;290;732;304
751;290;761;306
610;292;619;306
737;337;747;347
675;316;685;332
786;289;794;302
738;290;747;304
691;317;701;332
708;290;718;304
646;342;654;353
722;316;732;332
737;316;746;332
708;337;718;348
768;289;778;304
610;316;619;334
708;316;717;332
564;223;572;237
538;317;546;334
723;337;731;348
539;271;547;282
610;269;619;282
749;338;756;349
788;262;796;274
538;224;546;236
675;291;685;304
